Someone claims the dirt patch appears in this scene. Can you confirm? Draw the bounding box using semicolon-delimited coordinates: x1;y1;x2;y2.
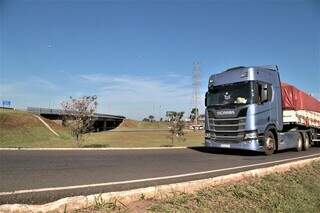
117;119;169;129
118;119;140;128
125;199;155;213
75;199;156;213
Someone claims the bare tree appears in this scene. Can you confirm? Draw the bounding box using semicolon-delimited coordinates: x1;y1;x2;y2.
166;111;185;144
61;95;98;147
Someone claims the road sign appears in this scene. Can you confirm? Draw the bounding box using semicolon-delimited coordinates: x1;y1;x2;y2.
2;100;11;107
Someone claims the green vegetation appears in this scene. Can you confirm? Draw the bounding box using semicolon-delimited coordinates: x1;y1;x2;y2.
167;111;185;145
77;161;320;213
0;109;203;148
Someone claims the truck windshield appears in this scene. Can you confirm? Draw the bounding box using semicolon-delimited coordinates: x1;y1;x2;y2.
207;81;256;106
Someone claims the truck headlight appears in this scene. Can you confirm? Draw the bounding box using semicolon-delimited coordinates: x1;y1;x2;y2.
244;131;258;140
205;132;215;139
205;132;211;138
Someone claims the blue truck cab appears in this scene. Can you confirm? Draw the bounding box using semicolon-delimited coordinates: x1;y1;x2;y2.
205;65;303;155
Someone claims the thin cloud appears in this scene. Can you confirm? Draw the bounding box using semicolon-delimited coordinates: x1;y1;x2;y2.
2;77;59;95
29;77;60;91
79;73;202;119
1;77;62;109
2;73;206;119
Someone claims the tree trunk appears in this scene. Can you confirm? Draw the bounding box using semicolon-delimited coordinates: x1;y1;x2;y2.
76;134;80;147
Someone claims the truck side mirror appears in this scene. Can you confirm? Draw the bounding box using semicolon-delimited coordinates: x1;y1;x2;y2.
205;92;208;107
261;84;268;102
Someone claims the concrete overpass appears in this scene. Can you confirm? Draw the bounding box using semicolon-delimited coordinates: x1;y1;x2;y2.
27;107;125;131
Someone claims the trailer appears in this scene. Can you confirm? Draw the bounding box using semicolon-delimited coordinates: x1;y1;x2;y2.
204;65;320;155
281;82;320;146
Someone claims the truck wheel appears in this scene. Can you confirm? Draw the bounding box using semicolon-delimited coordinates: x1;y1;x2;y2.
302;132;310;151
264;131;275;155
296;133;303;152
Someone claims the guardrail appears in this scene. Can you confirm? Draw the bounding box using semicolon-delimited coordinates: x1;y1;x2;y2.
27;107;125;120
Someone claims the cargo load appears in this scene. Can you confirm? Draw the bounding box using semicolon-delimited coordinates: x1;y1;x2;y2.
281;82;320;113
281;82;320;128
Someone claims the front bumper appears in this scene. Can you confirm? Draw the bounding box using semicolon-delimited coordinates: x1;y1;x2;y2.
205;138;264;152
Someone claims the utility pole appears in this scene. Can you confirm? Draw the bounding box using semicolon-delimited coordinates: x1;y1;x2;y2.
159;105;162;121
193;62;201;125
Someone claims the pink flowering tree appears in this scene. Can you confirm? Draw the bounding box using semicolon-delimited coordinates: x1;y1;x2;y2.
61;95;98;147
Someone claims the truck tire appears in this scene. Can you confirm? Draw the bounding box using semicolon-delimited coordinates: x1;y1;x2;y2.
296;132;303;152
264;131;275;155
302;132;310;151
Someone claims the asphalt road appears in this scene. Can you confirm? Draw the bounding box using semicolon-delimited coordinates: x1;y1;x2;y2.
1;147;320;204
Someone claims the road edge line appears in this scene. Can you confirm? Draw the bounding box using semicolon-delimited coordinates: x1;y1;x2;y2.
1;156;319;213
1;153;320;196
0;147;189;151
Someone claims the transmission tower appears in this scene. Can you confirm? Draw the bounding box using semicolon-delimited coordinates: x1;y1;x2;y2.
192;62;201;125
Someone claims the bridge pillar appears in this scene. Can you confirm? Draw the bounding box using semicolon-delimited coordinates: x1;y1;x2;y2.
103;120;107;131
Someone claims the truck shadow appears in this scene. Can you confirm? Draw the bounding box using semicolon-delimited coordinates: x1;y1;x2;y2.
188;146;316;156
188;146;265;156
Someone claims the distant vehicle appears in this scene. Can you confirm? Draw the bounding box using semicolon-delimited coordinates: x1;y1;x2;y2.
205;65;320;155
190;124;204;130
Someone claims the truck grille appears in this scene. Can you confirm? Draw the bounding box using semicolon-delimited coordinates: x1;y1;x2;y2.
209;117;246;143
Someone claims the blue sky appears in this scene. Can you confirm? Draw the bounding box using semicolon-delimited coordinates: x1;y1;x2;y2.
1;0;319;119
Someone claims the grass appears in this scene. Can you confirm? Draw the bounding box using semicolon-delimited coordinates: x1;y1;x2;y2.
0;109;203;148
117;119;169;129
77;160;320;213
0;109;73;148
85;130;203;148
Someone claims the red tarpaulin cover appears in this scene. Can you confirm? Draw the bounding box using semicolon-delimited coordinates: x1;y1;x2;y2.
281;82;320;113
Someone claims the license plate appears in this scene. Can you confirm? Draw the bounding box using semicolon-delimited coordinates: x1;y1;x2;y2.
220;143;230;148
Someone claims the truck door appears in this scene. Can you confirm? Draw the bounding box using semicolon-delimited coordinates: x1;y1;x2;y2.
256;82;272;132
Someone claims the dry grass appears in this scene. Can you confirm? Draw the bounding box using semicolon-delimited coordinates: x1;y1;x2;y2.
118;119;169;129
0;109;203;148
0;109;73;148
85;130;203;147
77;161;320;213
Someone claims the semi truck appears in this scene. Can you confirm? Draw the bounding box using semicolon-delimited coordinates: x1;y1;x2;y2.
204;65;320;155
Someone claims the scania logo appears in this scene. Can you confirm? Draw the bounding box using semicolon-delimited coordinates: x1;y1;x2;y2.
224;92;231;100
217;110;235;116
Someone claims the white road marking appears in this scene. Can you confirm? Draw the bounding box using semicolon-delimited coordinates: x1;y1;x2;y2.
0;147;187;151
1;153;320;196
